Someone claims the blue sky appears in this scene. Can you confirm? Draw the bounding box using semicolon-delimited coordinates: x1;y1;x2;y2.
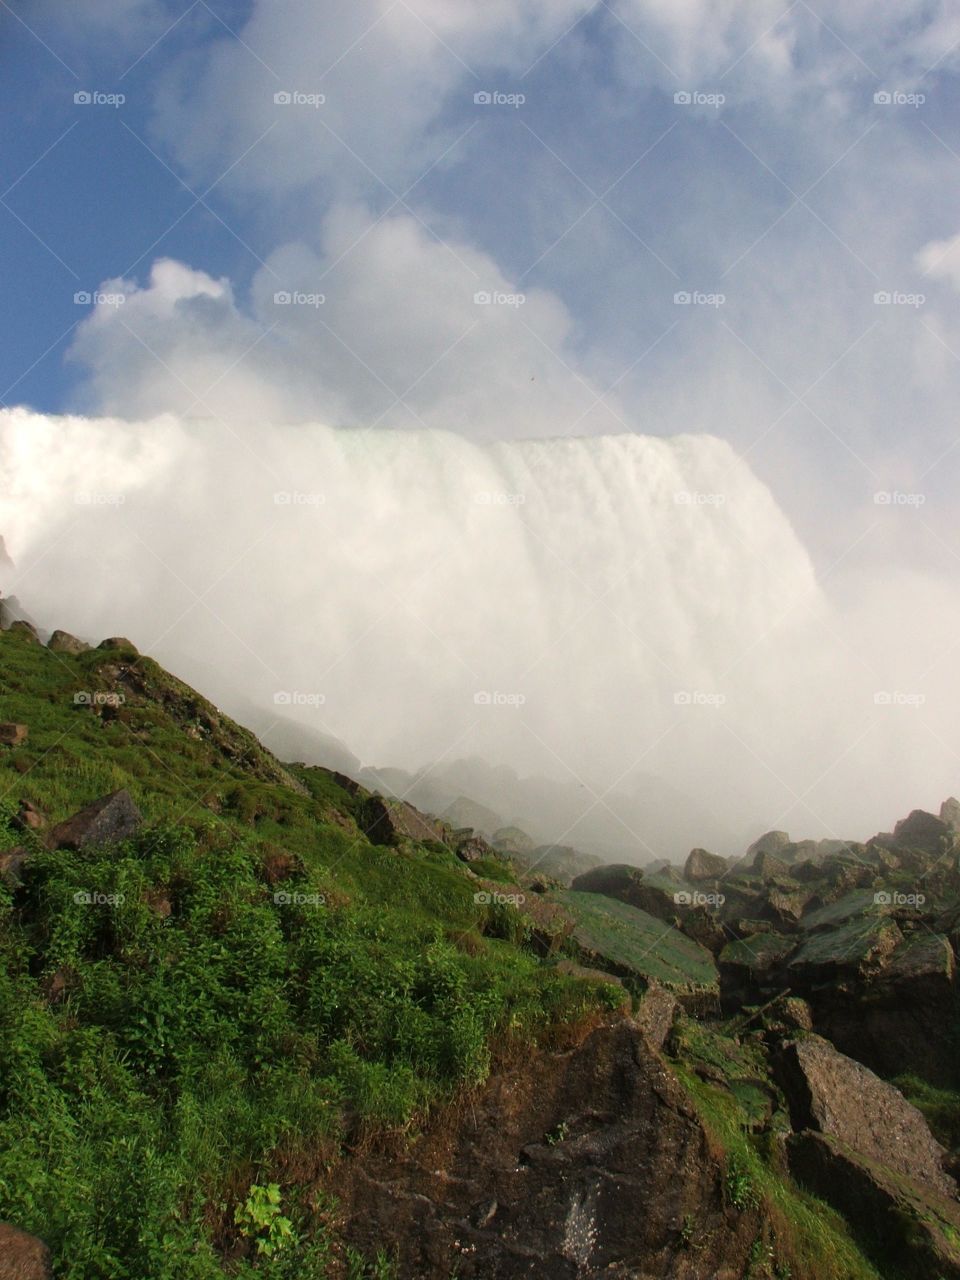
3;0;960;563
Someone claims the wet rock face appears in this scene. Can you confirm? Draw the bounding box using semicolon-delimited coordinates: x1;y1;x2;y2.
338;1019;759;1279
683;847;727;881
47;789;143;851
358;795;448;847
775;1033;956;1199
0;1222;52;1279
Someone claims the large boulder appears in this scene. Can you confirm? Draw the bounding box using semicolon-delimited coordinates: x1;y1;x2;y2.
892;809;957;856
47;629;90;655
775;1033;956;1199
683;847;727;881
745;830;791;860
335;1019;762;1278
0;1222;52;1278
97;636;139;654
750;850;790;880
491;826;535;855
47;790;143;851
788;1132;960;1279
359;795;448;847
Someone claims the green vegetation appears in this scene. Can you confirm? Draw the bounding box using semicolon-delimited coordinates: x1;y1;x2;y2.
557;889;718;992
0;630;610;1277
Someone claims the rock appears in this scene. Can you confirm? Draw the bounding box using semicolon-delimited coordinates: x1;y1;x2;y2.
13;800;45;831
763;995;814;1034
359;795;448;847
746;830;790;860
892;809;957;856
0;848;29;887
97;637;139;654
47;629;90;654
7;620;39;643
788;916;902;982
791;859;827;883
750;850;791;881
788;1132;960;1279
554;959;629;1010
775;1033;956;1198
683;847;727;881
143;889;172;918
47;789;143;851
634;982;678;1049
477;880;574;956
491;826;535;855
0;724;28;747
335;1019;761;1278
456;834;491;864
765;885;814;929
0;1222;52;1278
940;796;960;833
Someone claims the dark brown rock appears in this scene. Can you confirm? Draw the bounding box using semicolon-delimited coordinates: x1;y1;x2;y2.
745;830;790;860
13;800;45;832
0;724;28;747
337;1019;761;1278
634;982;678;1050
457;834;492;864
7;620;39;643
47;789;143;851
0;1222;52;1278
892;809;957;856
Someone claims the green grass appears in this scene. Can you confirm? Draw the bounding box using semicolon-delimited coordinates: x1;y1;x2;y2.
0;630;613;1277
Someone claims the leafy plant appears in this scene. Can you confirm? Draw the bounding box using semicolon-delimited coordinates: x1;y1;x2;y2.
234;1183;296;1257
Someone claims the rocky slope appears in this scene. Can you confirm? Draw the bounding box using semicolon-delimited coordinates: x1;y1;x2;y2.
1;597;959;1278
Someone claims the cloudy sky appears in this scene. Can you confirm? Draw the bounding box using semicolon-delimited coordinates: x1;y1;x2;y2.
2;2;960;845
2;1;959;558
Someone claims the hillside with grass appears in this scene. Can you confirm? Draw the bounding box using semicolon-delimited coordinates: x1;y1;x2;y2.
1;616;960;1279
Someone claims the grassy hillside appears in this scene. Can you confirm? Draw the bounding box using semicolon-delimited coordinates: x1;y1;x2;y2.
0;628;617;1278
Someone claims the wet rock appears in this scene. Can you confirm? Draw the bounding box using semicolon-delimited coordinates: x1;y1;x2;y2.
634;982;678;1049
745;830;791;861
47;789;143;851
97;637;139;654
8;620;39;643
940;796;960;833
776;1032;956;1197
892;809;957;857
456;834;492;864
336;1019;761;1278
47;630;90;654
359;795;448;847
751;850;790;880
0;1222;52;1278
683;847;727;881
788;1132;960;1279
